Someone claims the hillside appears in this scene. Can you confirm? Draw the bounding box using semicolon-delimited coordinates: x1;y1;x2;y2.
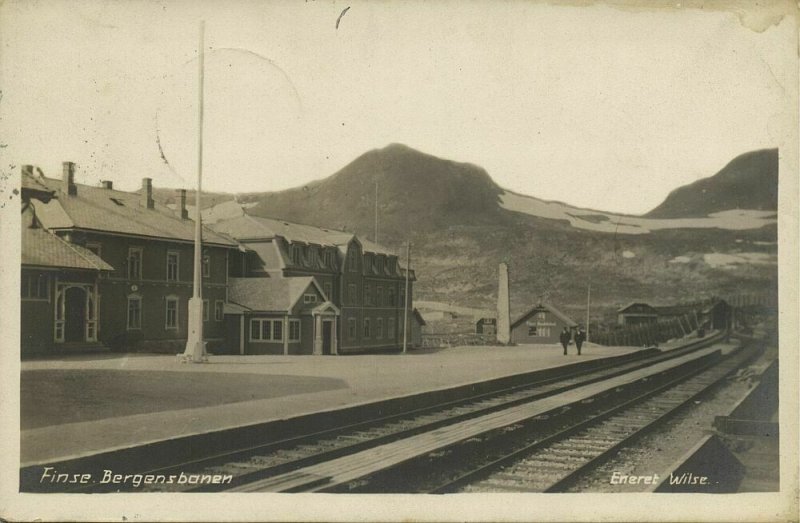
239;143;513;237
645;149;778;218
152;144;778;324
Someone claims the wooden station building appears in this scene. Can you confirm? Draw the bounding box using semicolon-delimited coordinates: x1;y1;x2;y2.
510;303;577;345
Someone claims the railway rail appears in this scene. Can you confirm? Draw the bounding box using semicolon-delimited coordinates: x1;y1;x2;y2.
24;331;743;493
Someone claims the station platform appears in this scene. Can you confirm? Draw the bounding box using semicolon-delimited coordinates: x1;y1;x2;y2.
21;342;668;466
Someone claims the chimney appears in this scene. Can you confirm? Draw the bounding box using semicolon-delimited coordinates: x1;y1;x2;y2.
62;162;77;196
179;189;189;219
141;178;154;209
101;180;113;190
496;262;511;344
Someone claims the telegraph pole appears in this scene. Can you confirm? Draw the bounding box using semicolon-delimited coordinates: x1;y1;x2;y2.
585;284;591;342
374;181;379;244
182;21;208;363
402;241;410;354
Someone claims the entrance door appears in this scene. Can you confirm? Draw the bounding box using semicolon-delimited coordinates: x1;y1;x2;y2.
322;320;333;355
64;287;86;342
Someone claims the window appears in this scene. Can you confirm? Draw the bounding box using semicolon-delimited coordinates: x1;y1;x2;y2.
165;297;178;329
323;282;333;301
127;295;142;329
86;242;102;257
304;293;317;304
214;300;224;321
128;248;142;280
250;319;284;341
203;299;209;322
363;283;371;306
388;318;395;338
376;287;383;307
323;250;334;268
536;312;546;321
289;319;301;342
363;254;372;274
166;251;179;281
307;247;317;265
388;258;396;274
399;287;406;308
21;273;48;300
375;256;383;273
388;288;395;307
376;318;383;339
347;248;358;272
292;245;302;265
363;318;371;338
348;318;357;340
348;284;357;305
202;255;210;278
528;325;550;337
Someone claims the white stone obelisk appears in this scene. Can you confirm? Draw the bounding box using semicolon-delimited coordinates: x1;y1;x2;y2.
497;262;511;344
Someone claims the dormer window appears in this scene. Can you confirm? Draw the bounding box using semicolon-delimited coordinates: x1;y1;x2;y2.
292;245;302;265
375;256;383;273
388;258;396;274
323;250;334;268
307;246;317;265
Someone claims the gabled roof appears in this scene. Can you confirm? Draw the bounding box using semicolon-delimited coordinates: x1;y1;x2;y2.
213;215;352;246
32;176;238;247
227;276;324;313
616;302;658;314
512;303;577;329
212;214;397;256
21;205;113;271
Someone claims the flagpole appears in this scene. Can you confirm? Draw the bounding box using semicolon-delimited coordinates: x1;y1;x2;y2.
182;20;207;363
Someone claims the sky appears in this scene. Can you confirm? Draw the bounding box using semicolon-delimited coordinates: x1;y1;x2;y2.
1;1;795;214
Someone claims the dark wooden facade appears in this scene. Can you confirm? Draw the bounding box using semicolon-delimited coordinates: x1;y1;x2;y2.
20;165;238;354
510;304;577;345
214;215;415;355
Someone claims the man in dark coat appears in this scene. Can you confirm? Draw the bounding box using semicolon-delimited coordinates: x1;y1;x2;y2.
559;327;571;355
574;327;586;355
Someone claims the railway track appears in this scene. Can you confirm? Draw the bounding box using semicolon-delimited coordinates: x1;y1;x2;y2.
369;338;762;493
34;332;734;494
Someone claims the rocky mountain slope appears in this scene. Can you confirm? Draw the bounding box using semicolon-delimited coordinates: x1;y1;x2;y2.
155;144;778;324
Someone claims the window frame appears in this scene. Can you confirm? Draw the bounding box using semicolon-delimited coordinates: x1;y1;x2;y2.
214;300;224;321
363;318;371;339
127;294;142;330
348;318;357;340
202;254;211;278
348;283;358;305
21;273;49;301
289;319;301;342
250;318;285;342
376;317;383;339
203;299;209;322
323;282;333;301
388;317;395;339
166;250;180;282
127;247;143;280
165;296;179;330
363;283;371;306
303;293;318;305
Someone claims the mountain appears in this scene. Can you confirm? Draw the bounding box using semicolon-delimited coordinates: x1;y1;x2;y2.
645;149;778;218
240;143;511;237
154;144;778;323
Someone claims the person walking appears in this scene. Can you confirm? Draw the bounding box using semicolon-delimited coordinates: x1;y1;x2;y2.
559;327;571;355
574;327;586;356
